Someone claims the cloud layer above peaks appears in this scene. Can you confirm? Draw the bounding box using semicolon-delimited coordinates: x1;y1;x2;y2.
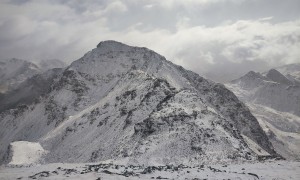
0;0;300;82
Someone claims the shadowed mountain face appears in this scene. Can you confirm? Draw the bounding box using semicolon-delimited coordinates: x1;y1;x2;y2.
0;58;41;93
227;65;300;160
0;68;64;113
0;58;66;94
0;41;276;165
229;68;300;116
266;69;293;85
0;58;67;113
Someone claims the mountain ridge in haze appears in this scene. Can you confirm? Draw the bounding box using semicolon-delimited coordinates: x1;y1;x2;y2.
0;58;67;113
0;58;66;93
227;65;300;160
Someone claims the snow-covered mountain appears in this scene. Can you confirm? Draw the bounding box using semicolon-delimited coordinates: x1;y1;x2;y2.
0;41;277;166
227;65;300;160
0;58;66;94
0;68;64;113
0;58;41;93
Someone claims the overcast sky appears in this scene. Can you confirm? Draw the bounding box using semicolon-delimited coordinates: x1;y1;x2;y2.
0;0;300;82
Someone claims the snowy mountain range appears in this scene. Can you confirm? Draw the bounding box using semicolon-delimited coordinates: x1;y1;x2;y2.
226;64;300;160
0;58;41;93
0;58;66;94
0;41;278;167
0;59;66;113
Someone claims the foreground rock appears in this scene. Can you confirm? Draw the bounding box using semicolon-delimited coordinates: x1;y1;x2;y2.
0;161;299;179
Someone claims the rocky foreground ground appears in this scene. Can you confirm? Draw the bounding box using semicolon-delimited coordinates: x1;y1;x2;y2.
1;160;299;179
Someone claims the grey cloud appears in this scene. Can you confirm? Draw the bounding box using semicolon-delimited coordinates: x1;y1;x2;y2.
103;0;300;30
204;60;271;83
0;0;299;82
0;16;36;41
5;0;31;5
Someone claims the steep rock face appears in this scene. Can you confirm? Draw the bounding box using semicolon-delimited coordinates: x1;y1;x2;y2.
227;66;300;160
266;69;293;85
0;41;276;165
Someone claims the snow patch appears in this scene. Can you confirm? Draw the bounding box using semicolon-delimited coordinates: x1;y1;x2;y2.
9;141;47;165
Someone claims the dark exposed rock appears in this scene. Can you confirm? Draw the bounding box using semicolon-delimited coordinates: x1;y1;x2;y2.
28;171;50;179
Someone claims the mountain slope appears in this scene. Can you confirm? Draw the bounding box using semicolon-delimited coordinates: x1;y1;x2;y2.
0;41;277;165
0;58;67;94
227;67;300;160
0;68;64;113
0;58;41;93
230;69;300;116
275;63;300;81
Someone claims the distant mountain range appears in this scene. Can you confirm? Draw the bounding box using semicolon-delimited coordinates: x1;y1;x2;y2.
0;58;66;113
0;41;278;166
226;64;300;160
0;58;66;93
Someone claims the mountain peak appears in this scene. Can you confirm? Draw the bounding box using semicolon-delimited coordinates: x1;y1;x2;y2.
267;68;280;75
71;40;167;79
232;71;263;82
96;40;132;50
266;69;292;85
245;71;261;78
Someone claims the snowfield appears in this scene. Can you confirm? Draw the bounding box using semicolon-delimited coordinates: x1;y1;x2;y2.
0;160;299;179
9;141;47;166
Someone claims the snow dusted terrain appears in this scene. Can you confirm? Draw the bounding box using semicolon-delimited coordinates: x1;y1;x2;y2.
0;41;277;167
0;58;66;94
1;160;299;179
2;41;299;179
227;64;300;160
8;141;47;166
0;58;66;113
0;58;41;93
0;68;64;113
